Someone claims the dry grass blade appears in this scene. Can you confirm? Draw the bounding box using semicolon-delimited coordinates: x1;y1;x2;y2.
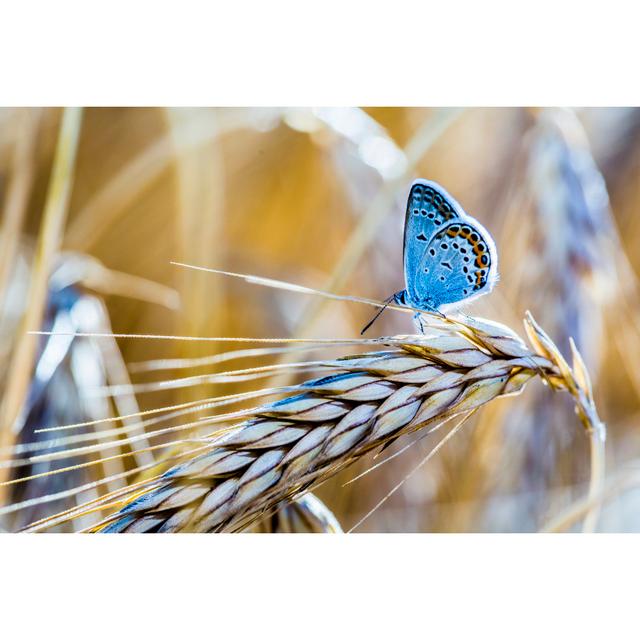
69;255;181;311
0;108;83;500
19;312;605;533
541;465;640;533
0;109;40;310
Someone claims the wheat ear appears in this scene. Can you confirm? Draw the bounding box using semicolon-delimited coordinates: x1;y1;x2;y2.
20;312;604;533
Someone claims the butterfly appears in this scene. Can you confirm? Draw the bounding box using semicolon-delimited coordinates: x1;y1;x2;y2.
362;179;498;334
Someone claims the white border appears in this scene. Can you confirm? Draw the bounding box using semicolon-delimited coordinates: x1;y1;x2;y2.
1;534;638;639
2;1;639;104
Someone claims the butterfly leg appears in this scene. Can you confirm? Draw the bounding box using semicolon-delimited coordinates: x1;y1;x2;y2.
360;292;402;335
413;312;426;334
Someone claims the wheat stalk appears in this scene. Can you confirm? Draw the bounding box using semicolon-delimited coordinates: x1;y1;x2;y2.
18;311;604;533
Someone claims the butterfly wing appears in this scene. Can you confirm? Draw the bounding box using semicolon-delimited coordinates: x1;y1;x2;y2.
413;220;498;310
403;180;463;303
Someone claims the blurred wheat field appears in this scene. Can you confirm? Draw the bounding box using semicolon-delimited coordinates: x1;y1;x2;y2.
1;106;639;532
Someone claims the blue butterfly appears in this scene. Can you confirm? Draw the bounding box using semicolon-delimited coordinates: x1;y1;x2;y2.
362;179;498;333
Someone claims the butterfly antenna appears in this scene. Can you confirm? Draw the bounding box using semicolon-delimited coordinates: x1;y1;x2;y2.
360;295;395;335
